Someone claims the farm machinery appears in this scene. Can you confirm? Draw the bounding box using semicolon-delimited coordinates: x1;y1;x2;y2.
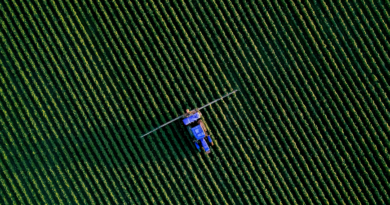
139;90;238;154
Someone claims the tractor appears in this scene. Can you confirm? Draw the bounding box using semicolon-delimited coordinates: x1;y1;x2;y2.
183;109;213;153
139;90;238;154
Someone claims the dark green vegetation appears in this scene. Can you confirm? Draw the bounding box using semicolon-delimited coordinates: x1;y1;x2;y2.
1;0;390;204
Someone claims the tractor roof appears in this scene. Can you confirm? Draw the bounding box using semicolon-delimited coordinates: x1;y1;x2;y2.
182;112;201;125
191;125;206;140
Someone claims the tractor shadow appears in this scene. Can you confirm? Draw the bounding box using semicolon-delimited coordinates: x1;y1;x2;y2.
134;120;199;163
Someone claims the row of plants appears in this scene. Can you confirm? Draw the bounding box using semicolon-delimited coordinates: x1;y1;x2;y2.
249;0;363;204
318;0;390;195
329;0;390;165
277;0;387;203
281;1;381;203
234;1;350;204
0;20;72;204
345;0;390;101
25;1;123;203
1;0;389;203
0;121;31;204
293;0;389;202
1;2;105;204
27;0;131;201
0;68;60;205
265;0;373;203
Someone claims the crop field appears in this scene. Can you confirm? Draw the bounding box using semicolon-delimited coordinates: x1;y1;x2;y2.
1;0;390;204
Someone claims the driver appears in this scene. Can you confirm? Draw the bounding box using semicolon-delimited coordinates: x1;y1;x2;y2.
185;109;192;117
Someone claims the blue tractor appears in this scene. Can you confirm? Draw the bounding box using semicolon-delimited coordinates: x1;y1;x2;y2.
139;90;238;154
183;110;213;154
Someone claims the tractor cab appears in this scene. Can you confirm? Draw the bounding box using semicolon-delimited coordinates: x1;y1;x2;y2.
182;110;213;154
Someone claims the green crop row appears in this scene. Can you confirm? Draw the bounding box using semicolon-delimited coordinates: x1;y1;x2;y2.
314;1;390;201
281;2;380;203
0;127;31;204
0;26;70;205
34;1;125;204
278;0;390;203
254;1;361;204
292;0;387;203
236;1;343;204
0;72;58;204
25;1;115;204
1;0;389;204
1;2;100;204
267;1;369;204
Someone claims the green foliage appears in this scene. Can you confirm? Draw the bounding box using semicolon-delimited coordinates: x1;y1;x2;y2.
0;0;389;204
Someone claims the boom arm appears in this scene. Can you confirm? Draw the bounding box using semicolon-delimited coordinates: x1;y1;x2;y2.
138;89;238;138
139;114;184;138
199;90;238;110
